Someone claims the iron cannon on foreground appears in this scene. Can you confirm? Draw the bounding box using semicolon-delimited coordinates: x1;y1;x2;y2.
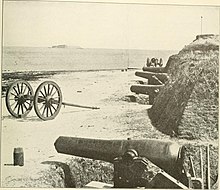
54;136;202;189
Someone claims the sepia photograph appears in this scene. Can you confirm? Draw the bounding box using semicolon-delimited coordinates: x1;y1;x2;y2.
1;0;219;188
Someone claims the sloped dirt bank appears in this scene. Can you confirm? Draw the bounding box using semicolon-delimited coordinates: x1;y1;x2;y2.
148;34;219;140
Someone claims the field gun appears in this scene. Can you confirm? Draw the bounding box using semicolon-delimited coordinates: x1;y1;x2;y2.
54;136;202;189
5;80;99;121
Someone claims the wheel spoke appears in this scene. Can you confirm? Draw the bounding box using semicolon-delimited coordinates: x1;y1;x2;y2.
24;102;29;108
22;85;27;94
25;101;31;106
46;106;49;117
17;104;21;115
20;83;23;94
52;96;59;99
13;87;19;95
9;97;17;101
28;88;32;95
10;92;18;97
49;106;53;116
51;103;57;111
51;90;57;97
49;86;54;95
13;102;19;112
39;103;45;111
51;99;58;105
39;96;46;100
10;101;17;108
40;90;46;98
17;83;21;94
42;105;47;116
21;104;24;114
47;84;50;96
44;86;47;96
37;96;46;103
38;95;46;99
23;102;28;111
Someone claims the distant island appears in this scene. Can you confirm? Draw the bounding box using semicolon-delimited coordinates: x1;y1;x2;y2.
51;44;82;49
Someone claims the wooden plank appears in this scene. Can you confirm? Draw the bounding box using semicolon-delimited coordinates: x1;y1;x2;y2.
150;171;188;189
84;181;113;188
206;144;211;189
200;147;204;189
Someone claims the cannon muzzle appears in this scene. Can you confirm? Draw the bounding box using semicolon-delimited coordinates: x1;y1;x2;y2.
130;84;164;95
54;137;185;178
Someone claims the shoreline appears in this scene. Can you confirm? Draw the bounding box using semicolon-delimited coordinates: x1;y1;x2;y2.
2;68;140;84
2;67;140;73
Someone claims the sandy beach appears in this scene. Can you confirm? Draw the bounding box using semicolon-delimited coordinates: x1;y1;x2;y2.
1;70;171;187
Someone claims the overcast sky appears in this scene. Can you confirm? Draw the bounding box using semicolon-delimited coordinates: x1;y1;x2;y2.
3;1;220;50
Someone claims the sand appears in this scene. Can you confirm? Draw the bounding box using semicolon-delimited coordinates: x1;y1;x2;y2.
1;70;171;187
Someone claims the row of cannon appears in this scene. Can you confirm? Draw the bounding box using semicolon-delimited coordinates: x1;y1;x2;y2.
130;59;169;104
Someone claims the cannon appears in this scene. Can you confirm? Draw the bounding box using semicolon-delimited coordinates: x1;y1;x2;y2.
135;71;169;84
5;80;99;121
54;136;203;188
130;60;169;104
142;66;166;73
130;84;164;95
130;84;164;104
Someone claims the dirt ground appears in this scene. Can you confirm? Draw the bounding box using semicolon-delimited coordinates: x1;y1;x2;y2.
1;70;174;187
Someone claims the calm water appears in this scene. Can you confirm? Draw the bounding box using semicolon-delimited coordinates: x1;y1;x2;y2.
3;47;177;72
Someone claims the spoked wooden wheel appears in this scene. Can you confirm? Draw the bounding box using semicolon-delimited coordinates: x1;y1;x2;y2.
5;80;34;118
34;81;62;120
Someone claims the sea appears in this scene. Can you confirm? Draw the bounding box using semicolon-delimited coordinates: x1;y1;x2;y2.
2;46;177;72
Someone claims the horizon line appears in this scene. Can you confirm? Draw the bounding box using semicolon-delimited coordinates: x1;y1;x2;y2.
2;45;178;51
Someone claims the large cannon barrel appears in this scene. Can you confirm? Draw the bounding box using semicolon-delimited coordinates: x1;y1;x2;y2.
130;84;164;95
54;137;185;177
135;71;169;83
142;66;166;73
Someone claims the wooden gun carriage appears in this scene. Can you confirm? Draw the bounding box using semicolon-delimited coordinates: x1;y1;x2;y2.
5;80;99;120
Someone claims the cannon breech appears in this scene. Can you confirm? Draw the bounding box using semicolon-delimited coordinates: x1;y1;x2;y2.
54;136;199;188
